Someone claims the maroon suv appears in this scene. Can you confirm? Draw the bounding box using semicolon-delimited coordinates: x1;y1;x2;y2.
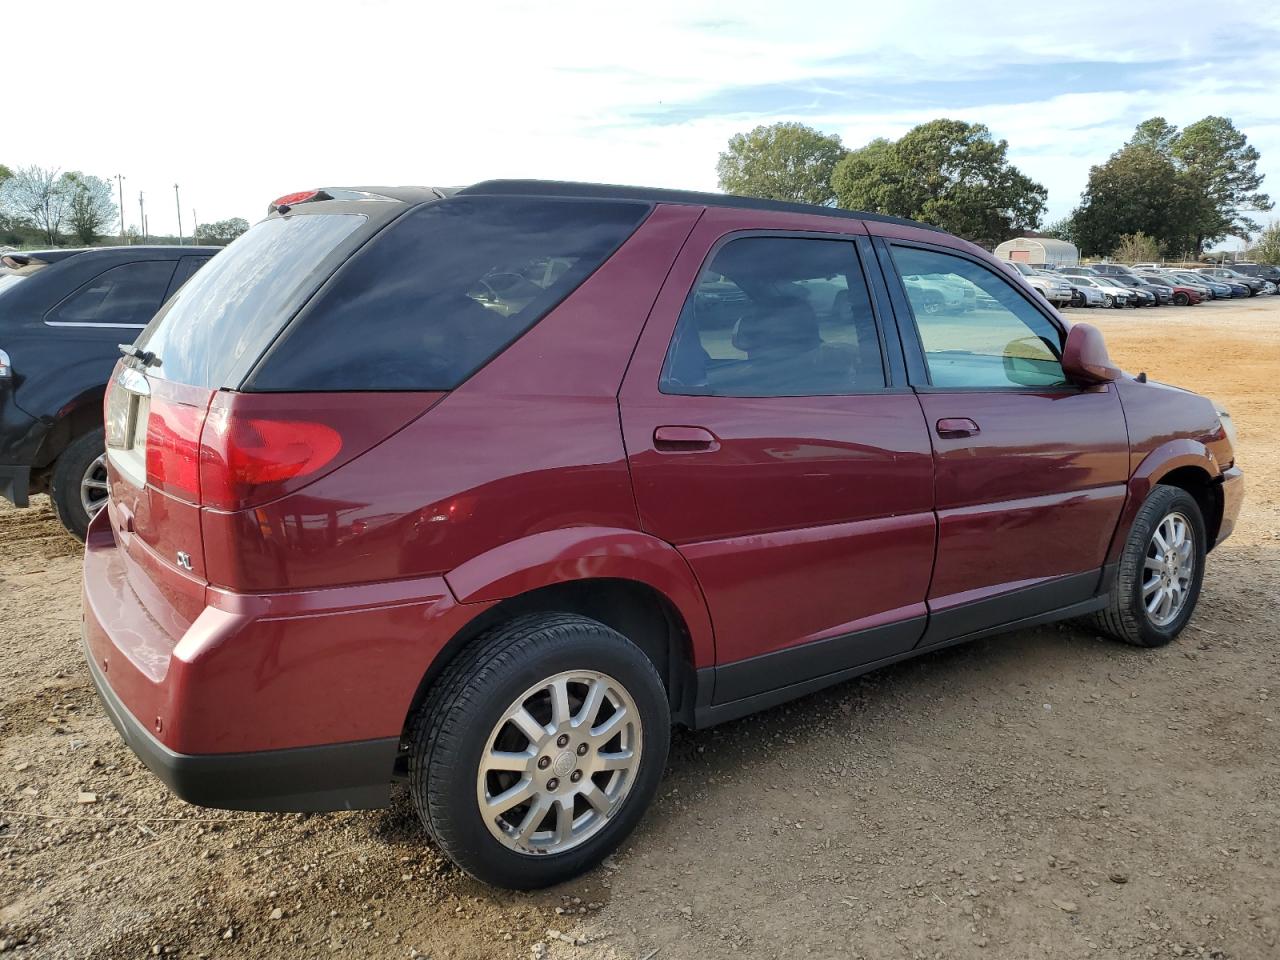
82;181;1244;888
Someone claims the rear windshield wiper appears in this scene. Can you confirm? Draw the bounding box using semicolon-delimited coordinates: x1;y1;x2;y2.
118;343;159;367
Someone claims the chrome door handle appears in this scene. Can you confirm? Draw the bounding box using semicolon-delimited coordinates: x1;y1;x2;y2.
936;418;980;439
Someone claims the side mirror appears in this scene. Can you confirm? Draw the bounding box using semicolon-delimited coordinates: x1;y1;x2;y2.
1061;322;1122;385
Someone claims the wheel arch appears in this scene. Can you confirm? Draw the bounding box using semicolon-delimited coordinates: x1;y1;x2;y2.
399;527;716;749
1108;441;1224;566
1156;464;1224;550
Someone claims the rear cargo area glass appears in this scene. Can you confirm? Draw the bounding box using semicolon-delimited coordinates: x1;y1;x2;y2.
133;214;367;388
248;196;651;391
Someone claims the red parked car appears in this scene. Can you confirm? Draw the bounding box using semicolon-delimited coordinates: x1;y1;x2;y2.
82;181;1244;888
1167;284;1204;306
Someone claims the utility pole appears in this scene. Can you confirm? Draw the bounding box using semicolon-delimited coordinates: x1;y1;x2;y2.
138;192;146;242
115;175;126;242
192;208;198;244
174;184;184;244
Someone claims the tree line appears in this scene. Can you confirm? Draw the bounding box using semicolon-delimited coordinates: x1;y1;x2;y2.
0;164;249;248
716;117;1273;258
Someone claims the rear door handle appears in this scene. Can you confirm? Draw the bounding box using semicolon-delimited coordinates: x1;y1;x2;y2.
654;425;719;453
936;417;980;439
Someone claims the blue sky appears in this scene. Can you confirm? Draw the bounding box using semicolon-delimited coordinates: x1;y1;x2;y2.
9;1;1278;247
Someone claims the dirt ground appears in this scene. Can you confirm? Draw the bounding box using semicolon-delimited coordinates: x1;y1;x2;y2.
2;297;1277;960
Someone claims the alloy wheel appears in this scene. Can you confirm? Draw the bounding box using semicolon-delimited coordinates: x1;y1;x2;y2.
80;453;109;521
1142;512;1195;628
476;670;642;856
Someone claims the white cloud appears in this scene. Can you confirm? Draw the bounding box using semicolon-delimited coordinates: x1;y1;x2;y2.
5;0;1277;245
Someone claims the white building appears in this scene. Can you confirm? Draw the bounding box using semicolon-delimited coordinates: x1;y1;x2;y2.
993;236;1079;267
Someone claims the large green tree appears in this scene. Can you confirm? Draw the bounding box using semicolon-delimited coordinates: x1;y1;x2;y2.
1173;116;1273;250
61;172;118;244
1071;116;1272;256
716;122;847;206
830;119;1046;247
1070;142;1200;257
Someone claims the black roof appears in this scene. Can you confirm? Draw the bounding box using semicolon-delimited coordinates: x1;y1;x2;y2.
456;179;944;232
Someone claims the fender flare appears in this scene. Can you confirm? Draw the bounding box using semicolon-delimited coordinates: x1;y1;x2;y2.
444;526;716;668
1105;439;1220;565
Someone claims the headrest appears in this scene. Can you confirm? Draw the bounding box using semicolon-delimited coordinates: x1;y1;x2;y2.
731;299;819;356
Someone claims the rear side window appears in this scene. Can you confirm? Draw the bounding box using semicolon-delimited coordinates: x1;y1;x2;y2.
46;260;176;327
135;214;368;388
660;237;886;397
251;196;652;391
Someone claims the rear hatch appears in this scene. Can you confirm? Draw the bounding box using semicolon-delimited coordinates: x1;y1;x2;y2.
102;200;403;648
102;186;654;642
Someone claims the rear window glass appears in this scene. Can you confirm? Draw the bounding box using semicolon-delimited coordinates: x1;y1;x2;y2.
249;196;651;391
135;214;367;387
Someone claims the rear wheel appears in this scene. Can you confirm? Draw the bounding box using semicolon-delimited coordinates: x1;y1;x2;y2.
1086;486;1206;647
50;427;108;541
408;613;670;889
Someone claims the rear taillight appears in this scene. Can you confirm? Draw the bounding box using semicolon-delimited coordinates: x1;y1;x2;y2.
0;348;11;379
145;398;205;502
199;404;342;511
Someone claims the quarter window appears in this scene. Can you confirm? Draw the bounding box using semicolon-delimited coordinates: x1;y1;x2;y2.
660;237;885;396
46;260;177;327
892;246;1067;389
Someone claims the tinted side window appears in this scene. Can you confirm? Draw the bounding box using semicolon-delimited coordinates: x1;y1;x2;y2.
251;197;652;391
892;246;1066;389
660;237;885;397
46;260;177;327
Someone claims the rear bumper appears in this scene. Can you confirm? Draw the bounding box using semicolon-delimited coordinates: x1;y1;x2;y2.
81;635;399;811
81;508;488;811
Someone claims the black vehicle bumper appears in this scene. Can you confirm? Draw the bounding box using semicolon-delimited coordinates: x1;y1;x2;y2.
0;464;30;507
82;630;399;812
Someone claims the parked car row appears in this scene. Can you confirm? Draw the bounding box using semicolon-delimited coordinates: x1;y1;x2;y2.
999;260;1279;310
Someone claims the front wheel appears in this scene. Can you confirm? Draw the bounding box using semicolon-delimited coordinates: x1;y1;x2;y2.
408;613;670;889
1103;295;1114;308
1086;486;1206;647
1173;292;1190;306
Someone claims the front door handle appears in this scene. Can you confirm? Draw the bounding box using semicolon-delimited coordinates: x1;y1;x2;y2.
654;425;720;453
936;417;980;439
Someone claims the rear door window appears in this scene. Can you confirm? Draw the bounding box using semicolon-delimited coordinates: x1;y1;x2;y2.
249;196;651;391
659;237;886;396
45;260;177;327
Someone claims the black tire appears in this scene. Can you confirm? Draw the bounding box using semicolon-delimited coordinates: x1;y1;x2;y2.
407;613;670;889
50;427;107;541
1086;486;1206;647
1173;292;1190;306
